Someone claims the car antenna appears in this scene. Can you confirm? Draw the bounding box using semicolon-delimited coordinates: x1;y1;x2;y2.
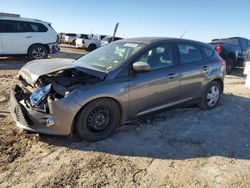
180;30;187;39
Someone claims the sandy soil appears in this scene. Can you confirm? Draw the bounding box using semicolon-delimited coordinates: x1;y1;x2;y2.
0;47;249;188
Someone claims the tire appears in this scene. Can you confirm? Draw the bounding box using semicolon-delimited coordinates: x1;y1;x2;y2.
226;58;234;75
88;44;97;51
71;40;76;45
75;98;121;141
200;81;222;110
28;44;48;60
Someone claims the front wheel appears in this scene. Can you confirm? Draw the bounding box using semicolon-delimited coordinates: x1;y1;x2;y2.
200;81;222;110
28;44;48;60
75;98;121;141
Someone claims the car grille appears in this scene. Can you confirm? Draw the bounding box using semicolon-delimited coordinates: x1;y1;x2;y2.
15;105;33;126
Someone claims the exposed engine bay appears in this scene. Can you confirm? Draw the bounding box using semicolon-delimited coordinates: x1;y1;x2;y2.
16;68;102;113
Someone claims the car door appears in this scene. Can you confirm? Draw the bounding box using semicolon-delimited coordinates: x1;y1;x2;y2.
128;42;181;117
176;42;210;100
1;20;32;55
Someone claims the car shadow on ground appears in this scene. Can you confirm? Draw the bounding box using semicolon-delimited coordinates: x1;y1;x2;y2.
40;93;250;160
49;51;83;59
0;57;29;70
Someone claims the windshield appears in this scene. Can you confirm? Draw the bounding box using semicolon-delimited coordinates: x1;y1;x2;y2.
212;38;239;45
76;41;147;71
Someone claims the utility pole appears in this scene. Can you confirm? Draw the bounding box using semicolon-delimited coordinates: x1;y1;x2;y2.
111;22;119;42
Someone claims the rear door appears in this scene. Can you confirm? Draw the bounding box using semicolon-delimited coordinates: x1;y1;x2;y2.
128;42;182;117
176;42;211;99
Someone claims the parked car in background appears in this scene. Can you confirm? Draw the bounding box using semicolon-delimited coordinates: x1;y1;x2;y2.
81;34;107;51
75;33;93;48
101;35;123;46
63;33;77;44
210;37;250;74
0;15;59;59
10;37;225;141
58;32;65;44
244;49;250;67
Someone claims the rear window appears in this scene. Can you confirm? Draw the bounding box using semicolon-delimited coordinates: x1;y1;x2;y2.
178;43;203;63
213;38;239;46
66;33;76;37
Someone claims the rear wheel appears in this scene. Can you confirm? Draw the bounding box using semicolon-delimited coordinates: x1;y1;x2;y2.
28;44;48;60
88;44;97;51
75;98;120;141
200;81;221;110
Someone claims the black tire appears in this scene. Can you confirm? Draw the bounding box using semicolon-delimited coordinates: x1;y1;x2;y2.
28;44;48;60
88;44;97;51
226;58;234;75
71;40;76;45
200;81;222;110
75;98;121;141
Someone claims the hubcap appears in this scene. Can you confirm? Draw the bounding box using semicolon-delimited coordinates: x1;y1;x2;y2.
32;47;46;59
87;106;111;132
207;86;220;107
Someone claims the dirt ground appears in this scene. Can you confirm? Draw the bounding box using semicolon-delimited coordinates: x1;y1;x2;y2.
0;46;249;188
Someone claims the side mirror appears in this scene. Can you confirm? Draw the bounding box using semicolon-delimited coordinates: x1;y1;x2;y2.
133;61;151;72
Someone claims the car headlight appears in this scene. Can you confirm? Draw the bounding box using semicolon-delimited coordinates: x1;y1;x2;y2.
30;84;52;107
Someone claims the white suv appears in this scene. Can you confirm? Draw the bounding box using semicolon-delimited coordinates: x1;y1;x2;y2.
0;16;59;59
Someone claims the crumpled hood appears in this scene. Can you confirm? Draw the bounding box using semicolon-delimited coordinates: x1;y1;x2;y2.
19;58;106;85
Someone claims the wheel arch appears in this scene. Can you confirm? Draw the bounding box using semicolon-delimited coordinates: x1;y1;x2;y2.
211;77;224;93
27;43;49;55
72;96;124;132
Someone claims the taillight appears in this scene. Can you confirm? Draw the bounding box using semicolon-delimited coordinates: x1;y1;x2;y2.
216;43;222;54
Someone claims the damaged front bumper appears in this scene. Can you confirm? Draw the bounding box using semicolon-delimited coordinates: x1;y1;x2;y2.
10;85;80;135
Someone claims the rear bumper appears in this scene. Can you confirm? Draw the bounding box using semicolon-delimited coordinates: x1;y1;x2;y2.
48;42;60;54
10;85;80;136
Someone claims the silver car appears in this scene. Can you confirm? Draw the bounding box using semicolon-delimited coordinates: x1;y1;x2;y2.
10;37;226;141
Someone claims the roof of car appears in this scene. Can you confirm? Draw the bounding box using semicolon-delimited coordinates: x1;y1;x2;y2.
122;37;209;46
0;16;50;24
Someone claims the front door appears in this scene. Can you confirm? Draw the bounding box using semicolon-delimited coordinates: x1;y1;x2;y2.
128;42;181;117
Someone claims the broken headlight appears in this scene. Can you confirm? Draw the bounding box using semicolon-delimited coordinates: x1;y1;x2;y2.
30;84;52;107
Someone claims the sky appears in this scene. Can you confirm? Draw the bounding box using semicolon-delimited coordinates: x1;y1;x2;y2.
1;0;250;42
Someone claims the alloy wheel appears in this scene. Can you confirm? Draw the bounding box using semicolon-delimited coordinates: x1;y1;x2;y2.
206;85;220;107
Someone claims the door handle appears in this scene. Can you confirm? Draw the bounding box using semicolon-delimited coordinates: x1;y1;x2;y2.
168;73;177;79
25;36;32;38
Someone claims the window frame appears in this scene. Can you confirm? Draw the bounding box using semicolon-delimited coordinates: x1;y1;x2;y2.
176;42;204;64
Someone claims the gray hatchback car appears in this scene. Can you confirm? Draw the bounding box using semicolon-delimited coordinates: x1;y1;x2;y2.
10;37;226;141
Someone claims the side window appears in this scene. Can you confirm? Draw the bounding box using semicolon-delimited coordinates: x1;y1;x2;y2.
28;22;48;32
178;43;202;63
0;20;18;32
136;43;174;70
203;47;214;58
240;39;248;49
